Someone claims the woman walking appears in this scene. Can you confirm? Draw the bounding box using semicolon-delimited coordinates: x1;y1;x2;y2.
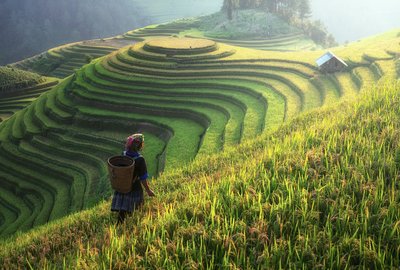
111;133;155;224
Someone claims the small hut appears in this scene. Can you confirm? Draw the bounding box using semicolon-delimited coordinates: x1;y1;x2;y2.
316;51;348;73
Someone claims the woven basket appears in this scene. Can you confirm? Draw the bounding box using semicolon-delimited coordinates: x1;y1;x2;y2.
107;156;135;193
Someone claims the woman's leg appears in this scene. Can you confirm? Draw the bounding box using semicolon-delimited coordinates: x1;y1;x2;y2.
117;210;127;224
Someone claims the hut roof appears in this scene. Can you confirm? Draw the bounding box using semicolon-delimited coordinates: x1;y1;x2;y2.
316;51;348;67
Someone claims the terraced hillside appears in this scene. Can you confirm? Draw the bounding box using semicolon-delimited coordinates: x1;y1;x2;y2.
0;67;59;122
0;30;399;238
122;10;319;51
0;67;43;91
12;10;319;80
12;41;127;79
1;80;400;269
0;79;58;122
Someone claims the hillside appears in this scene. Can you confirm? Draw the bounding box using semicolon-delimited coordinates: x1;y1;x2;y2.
13;9;319;79
1;80;399;268
0;67;43;91
0;27;399;238
0;0;155;66
0;67;59;122
133;0;221;23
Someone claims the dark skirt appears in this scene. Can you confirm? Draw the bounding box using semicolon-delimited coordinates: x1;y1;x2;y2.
111;189;143;212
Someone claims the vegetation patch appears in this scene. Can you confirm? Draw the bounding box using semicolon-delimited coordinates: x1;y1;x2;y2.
1;81;400;268
0;67;44;92
0;28;399;239
0;70;58;121
146;37;216;52
198;10;298;39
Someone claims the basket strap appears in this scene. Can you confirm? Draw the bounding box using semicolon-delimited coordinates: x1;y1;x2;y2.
121;152;141;183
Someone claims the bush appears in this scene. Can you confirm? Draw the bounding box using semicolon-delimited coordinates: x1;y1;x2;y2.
290;19;337;48
0;67;43;92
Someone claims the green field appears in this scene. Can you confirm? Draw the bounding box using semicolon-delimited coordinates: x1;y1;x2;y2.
1;80;399;269
12;42;120;79
0;28;399;239
0;67;59;122
12;10;319;79
0;8;400;267
0;67;44;92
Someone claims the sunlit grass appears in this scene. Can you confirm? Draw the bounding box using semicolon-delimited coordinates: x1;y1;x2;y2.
1;81;399;269
1;24;399;241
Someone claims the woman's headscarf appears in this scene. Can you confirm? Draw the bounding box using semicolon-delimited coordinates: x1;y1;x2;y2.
125;133;144;152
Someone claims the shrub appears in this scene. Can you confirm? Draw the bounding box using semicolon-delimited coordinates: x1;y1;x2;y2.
0;67;43;92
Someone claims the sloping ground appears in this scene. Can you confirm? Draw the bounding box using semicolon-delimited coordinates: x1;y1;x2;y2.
12;10;319;79
1;80;399;269
0;67;58;122
0;67;43;91
189;10;319;51
193;33;317;51
122;10;319;51
12;41;127;79
0;31;398;238
0;79;59;122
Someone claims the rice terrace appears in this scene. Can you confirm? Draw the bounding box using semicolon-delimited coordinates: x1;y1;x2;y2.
0;0;399;268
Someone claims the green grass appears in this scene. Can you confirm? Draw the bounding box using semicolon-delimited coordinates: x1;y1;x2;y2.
200;10;296;38
75;106;205;170
12;42;117;78
0;78;58;121
1;81;399;269
73;77;234;154
0;26;399;240
0;67;44;92
121;9;319;52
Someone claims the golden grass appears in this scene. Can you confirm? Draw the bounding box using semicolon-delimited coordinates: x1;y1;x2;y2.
146;37;216;50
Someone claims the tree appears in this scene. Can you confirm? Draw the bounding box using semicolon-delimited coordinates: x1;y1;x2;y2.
227;0;233;20
298;0;311;20
223;0;237;20
222;0;312;19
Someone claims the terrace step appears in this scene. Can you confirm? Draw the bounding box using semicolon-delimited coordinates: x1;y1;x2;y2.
0;185;33;235
74;106;203;170
85;62;270;137
0;145;56;223
21;137;97;208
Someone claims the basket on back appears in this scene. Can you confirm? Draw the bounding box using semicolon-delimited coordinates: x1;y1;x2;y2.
107;156;135;193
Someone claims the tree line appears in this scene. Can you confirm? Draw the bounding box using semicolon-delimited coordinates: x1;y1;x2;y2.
0;0;151;65
222;0;336;47
223;0;311;20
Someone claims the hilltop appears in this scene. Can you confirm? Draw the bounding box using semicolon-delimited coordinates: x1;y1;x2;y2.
13;9;320;79
0;67;44;91
0;67;58;123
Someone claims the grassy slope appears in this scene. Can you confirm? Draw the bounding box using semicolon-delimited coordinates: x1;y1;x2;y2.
126;10;319;51
0;67;58;121
192;10;300;39
0;28;398;239
0;67;44;92
0;16;398;264
12;9;318;79
1;80;399;269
